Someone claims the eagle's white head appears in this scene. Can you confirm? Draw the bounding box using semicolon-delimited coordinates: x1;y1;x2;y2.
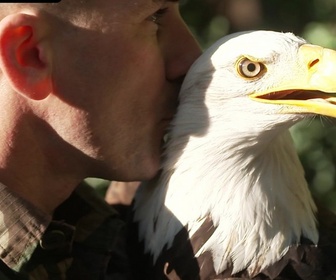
133;31;336;277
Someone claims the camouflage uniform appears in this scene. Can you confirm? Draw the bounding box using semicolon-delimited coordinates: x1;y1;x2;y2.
0;182;130;280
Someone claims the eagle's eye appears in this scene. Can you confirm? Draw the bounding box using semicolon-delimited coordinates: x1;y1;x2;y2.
238;58;266;78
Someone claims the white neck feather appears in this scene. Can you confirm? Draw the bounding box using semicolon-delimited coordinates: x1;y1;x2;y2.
134;97;318;276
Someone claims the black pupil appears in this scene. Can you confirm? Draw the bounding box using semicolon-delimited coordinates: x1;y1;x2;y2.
247;63;256;72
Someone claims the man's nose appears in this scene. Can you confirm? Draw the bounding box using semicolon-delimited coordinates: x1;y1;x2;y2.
165;21;202;82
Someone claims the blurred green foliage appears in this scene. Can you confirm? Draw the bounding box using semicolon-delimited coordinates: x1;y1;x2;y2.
180;0;336;212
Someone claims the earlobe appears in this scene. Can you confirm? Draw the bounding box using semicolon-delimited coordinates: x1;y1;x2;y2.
0;13;52;100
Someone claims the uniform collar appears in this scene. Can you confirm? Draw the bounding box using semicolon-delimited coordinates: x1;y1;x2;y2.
0;183;52;272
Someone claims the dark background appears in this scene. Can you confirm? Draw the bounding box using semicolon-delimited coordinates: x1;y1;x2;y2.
180;0;336;212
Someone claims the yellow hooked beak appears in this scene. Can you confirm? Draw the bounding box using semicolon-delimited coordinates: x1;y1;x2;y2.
249;44;336;117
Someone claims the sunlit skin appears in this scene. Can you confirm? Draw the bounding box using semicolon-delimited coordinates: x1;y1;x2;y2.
0;0;201;214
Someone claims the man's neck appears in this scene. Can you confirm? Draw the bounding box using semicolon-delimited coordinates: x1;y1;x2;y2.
0;113;88;215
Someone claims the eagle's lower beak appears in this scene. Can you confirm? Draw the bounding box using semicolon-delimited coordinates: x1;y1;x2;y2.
250;44;336;118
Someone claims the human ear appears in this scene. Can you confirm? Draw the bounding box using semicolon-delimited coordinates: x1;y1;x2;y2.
0;13;52;100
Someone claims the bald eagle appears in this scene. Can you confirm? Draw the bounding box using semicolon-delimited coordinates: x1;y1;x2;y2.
130;31;336;279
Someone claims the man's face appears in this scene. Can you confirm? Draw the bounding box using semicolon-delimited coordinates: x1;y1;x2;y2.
48;0;201;180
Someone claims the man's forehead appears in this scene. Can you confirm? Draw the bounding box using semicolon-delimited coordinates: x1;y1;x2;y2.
125;0;179;12
153;0;179;2
115;0;179;19
126;0;178;6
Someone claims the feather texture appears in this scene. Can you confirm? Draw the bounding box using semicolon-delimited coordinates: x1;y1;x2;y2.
130;31;336;279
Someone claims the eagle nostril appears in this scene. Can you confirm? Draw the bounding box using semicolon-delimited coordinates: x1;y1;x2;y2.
309;58;319;69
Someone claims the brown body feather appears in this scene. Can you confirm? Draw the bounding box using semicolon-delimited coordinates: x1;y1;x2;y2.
128;201;336;280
